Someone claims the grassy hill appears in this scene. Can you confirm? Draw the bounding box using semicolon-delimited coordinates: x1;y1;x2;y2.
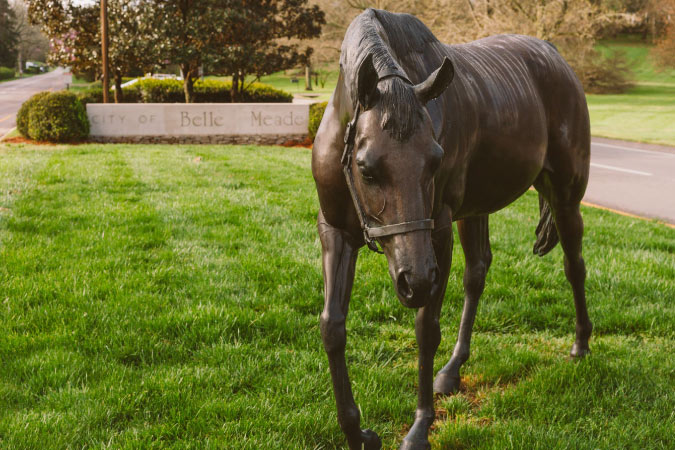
585;39;675;146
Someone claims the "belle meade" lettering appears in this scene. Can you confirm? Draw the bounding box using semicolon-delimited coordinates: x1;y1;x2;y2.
181;111;224;127
179;110;307;128
251;111;306;127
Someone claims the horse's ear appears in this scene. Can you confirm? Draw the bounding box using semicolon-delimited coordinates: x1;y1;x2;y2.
414;57;454;104
357;53;379;109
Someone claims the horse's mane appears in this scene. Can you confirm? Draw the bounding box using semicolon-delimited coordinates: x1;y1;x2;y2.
340;9;440;141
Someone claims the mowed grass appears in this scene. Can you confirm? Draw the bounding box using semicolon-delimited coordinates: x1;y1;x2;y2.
585;41;675;146
0;143;673;449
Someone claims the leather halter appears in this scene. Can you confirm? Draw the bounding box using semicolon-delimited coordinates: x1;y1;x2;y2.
341;73;434;253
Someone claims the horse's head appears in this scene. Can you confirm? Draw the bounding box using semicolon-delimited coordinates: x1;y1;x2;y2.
349;54;454;308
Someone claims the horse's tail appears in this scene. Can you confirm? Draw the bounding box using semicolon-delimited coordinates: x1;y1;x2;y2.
533;192;559;256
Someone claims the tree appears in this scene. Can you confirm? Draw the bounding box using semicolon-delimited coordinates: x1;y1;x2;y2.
144;0;324;102
11;0;50;74
145;0;226;103
107;0;159;101
312;0;635;92
26;0;158;102
0;0;19;67
651;0;675;68
210;0;325;101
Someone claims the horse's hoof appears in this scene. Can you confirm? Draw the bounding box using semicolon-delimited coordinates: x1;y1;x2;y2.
433;371;460;395
361;429;382;450
570;342;590;358
399;437;431;450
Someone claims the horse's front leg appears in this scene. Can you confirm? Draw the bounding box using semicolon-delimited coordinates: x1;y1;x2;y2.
318;215;381;450
401;224;453;450
434;216;492;394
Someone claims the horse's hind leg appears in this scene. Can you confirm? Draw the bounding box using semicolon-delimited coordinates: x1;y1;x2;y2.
551;197;592;356
434;215;492;395
535;167;592;357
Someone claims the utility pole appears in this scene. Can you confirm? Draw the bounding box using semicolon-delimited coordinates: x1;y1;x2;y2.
101;0;110;103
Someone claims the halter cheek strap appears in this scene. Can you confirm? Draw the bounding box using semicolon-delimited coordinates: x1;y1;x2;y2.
341;82;435;253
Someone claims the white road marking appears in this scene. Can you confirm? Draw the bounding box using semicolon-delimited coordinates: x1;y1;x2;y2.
590;162;652;176
592;141;675;157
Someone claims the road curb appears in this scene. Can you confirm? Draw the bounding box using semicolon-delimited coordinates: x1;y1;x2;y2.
580;200;675;229
0;127;17;142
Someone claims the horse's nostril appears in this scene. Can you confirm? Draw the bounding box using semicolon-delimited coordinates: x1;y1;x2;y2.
397;271;413;299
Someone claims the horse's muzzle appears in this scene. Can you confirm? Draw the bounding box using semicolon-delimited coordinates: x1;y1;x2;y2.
395;266;440;308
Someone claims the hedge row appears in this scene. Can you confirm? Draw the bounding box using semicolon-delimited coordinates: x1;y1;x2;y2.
77;79;293;104
308;102;328;140
17;91;89;142
77;86;142;105
0;67;14;80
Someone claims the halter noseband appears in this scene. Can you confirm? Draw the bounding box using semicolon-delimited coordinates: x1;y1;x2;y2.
341;73;434;253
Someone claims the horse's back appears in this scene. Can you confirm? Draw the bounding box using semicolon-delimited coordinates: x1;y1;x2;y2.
444;35;590;217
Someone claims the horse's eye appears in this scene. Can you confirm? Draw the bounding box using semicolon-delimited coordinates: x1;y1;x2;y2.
358;164;376;183
356;154;376;183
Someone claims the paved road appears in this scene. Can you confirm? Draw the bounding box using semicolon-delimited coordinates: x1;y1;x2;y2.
0;68;72;137
585;138;675;225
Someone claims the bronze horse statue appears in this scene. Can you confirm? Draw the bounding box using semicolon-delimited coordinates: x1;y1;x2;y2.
312;9;592;450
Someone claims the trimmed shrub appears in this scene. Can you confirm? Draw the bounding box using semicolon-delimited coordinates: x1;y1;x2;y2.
137;79;185;103
240;82;292;103
0;67;14;80
135;78;292;103
27;91;89;142
309;102;328;140
16;91;50;138
194;79;231;102
77;85;142;105
24;66;41;74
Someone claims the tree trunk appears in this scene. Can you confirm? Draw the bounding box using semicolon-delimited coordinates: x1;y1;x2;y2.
181;64;195;103
305;65;312;91
114;72;123;103
17;49;23;77
231;73;239;103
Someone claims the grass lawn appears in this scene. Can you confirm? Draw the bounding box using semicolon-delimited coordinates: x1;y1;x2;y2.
0;143;673;449
585;40;675;146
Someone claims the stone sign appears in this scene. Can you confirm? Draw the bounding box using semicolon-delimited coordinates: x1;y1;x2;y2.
86;103;310;143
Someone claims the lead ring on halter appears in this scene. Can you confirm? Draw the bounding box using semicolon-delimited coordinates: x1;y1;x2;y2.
341;74;435;253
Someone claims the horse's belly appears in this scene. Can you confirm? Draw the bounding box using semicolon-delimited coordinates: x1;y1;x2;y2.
453;138;546;219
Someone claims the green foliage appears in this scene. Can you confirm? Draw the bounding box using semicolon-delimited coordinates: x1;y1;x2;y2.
135;78;292;103
574;49;634;94
238;82;293;103
0;66;14;80
0;144;672;448
26;0;158;88
26;91;89;142
193;78;232;102
0;0;18;67
16;91;50;138
208;0;325;101
23;65;42;74
77;86;142;106
136;79;185;103
308;101;327;140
